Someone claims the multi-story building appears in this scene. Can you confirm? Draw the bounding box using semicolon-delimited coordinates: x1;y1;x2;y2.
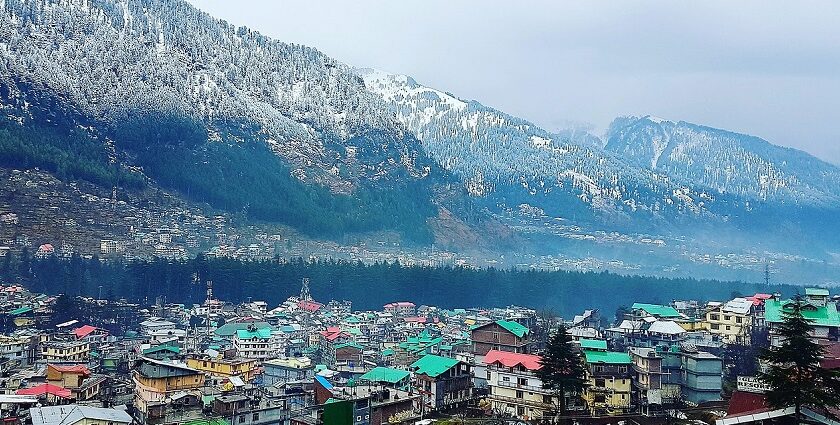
704;298;753;344
41;341;90;363
234;327;273;360
765;289;840;347
132;358;205;424
484;350;555;421
186;354;259;382
680;349;723;405
263;357;315;386
470;320;530;355
46;364;106;401
582;350;633;415
629;347;664;411
410;354;473;412
383;302;416;318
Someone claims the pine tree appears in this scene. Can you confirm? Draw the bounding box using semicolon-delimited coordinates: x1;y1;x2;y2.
759;295;840;420
537;325;588;422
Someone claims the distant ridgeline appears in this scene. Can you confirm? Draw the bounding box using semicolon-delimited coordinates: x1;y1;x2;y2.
2;254;796;316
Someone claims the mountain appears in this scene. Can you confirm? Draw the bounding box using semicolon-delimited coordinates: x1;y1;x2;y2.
606;116;840;206
0;0;448;243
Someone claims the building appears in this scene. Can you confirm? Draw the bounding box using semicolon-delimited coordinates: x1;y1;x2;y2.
582;350;633;415
263;357;315;386
359;367;411;390
46;364;105;401
41;341;90;363
484;350;556;421
681;349;723;405
470;320;530;355
186;354;259;382
383;302;416;318
765;290;840;346
131;358;205;424
410;354;473;412
630;303;684;321
29;405;132;425
705;298;754;344
629;348;665;411
234;327;273;360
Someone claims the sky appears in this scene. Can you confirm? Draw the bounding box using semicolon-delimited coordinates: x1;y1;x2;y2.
187;1;840;164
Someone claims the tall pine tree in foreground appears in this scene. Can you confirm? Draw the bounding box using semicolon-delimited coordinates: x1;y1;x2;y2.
759;295;840;420
537;324;587;422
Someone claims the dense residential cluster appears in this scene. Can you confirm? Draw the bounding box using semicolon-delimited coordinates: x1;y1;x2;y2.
1;279;839;425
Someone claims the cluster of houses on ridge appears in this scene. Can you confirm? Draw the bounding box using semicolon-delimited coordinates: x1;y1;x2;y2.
0;281;839;424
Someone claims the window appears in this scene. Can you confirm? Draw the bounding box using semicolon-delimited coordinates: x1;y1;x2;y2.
711;324;720;330
726;325;731;331
238;415;245;424
502;376;510;382
518;377;528;386
252;413;259;421
736;317;743;324
595;378;605;387
543;395;553;404
516;390;524;399
710;314;720;321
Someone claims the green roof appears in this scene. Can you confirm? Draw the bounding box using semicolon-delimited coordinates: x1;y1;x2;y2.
496;320;530;338
411;354;460;378
143;344;181;355
236;328;272;339
579;339;608;350
381;348;394;357
344;316;360;323
215;322;271;337
806;288;830;296
360;367;410;384
583;350;632;364
765;298;840;327
8;307;32;316
631;303;681;318
335;342;363;350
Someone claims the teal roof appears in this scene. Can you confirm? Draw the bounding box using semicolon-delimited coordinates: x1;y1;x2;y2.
579;339;608;350
381;348;394;357
806;288;830;296
9;307;32;316
360;367;410;384
335;342;363;350
631;303;681;318
215;322;271;337
143;344;181;355
344;316;360;324
236;328;272;339
411;354;460;378
583;350;632;364
496;320;530;338
765;298;840;327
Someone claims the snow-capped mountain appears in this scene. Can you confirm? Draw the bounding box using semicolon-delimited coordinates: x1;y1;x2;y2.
357;68;729;222
0;0;445;242
605;116;840;206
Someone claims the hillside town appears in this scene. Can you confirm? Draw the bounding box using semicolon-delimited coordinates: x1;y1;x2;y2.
0;276;838;425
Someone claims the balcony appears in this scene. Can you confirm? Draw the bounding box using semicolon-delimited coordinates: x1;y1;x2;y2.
496;380;546;393
490;393;554;410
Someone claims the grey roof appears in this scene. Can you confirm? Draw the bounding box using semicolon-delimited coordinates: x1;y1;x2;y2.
30;405;132;425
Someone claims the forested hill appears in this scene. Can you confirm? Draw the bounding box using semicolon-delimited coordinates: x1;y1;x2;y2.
2;254;796;316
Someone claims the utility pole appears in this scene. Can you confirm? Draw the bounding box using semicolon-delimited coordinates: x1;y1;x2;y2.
764;262;771;286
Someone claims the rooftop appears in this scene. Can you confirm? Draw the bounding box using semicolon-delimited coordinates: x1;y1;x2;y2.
359;367;410;384
411;354;460;378
579;339;608;351
583;350;632;365
484;349;542;371
631;303;682;318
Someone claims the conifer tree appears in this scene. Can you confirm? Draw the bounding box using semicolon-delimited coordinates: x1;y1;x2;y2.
759;295;840;420
537;324;588;422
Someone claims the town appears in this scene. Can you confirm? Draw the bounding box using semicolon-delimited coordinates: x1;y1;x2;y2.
0;276;836;425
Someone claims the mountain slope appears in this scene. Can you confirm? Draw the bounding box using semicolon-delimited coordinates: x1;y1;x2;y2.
0;0;448;243
605;116;840;206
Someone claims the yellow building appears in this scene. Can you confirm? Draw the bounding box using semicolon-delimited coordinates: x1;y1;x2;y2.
186;355;259;382
41;341;90;362
132;358;205;424
582;350;633;415
704;298;753;344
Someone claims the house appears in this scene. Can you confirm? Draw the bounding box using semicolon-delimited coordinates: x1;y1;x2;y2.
630;303;684;320
765;291;840;346
46;364;105;401
71;325;110;345
484;350;557;421
29;405;132;425
582;350;633;415
629;348;667;410
470;320;530;355
41;341;90;363
131;358;205;424
359;366;411;390
705;298;754;344
410;354;473;412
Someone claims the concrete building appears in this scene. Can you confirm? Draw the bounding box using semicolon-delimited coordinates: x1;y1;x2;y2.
484;350;555;421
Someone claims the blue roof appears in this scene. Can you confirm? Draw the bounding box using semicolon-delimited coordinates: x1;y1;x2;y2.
315;375;333;390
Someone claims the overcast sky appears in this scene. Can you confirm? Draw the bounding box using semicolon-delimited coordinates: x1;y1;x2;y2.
188;0;840;164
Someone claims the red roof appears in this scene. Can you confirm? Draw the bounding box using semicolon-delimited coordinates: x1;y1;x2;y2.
319;328;349;341
484;349;543;371
727;391;770;416
48;364;91;375
384;302;415;308
16;384;72;398
72;325;99;339
746;294;773;306
297;300;323;312
404;317;427;323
